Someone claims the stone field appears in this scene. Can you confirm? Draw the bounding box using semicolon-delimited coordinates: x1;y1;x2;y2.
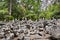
0;19;60;40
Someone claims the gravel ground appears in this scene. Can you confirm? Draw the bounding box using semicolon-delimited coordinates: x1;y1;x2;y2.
0;19;60;40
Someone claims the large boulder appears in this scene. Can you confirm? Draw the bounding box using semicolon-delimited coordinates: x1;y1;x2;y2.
46;25;60;39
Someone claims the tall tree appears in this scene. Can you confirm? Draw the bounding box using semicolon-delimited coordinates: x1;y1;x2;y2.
8;0;12;15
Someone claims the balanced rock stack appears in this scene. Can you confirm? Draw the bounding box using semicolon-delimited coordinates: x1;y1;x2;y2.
0;19;60;40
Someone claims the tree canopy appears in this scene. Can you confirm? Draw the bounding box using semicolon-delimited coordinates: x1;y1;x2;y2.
0;0;60;21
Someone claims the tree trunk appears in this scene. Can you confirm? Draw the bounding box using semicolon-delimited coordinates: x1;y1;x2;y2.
8;0;12;15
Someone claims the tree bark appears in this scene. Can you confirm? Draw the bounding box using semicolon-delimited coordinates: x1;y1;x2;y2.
8;0;12;15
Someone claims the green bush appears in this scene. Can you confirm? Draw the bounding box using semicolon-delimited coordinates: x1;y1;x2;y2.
0;13;5;21
40;3;60;19
5;16;14;21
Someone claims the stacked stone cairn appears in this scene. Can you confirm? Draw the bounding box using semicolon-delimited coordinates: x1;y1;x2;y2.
0;19;60;40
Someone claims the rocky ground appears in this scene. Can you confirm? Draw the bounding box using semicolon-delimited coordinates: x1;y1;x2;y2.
0;19;60;40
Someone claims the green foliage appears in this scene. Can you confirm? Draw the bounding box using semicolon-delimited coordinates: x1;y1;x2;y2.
0;0;60;21
11;0;41;20
39;10;46;18
40;3;60;19
26;13;38;20
0;13;5;21
25;0;41;20
5;16;14;21
52;3;60;19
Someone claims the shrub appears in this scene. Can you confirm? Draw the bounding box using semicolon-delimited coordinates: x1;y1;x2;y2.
5;16;14;21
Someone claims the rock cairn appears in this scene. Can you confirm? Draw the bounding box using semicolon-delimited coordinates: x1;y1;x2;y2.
0;19;60;40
